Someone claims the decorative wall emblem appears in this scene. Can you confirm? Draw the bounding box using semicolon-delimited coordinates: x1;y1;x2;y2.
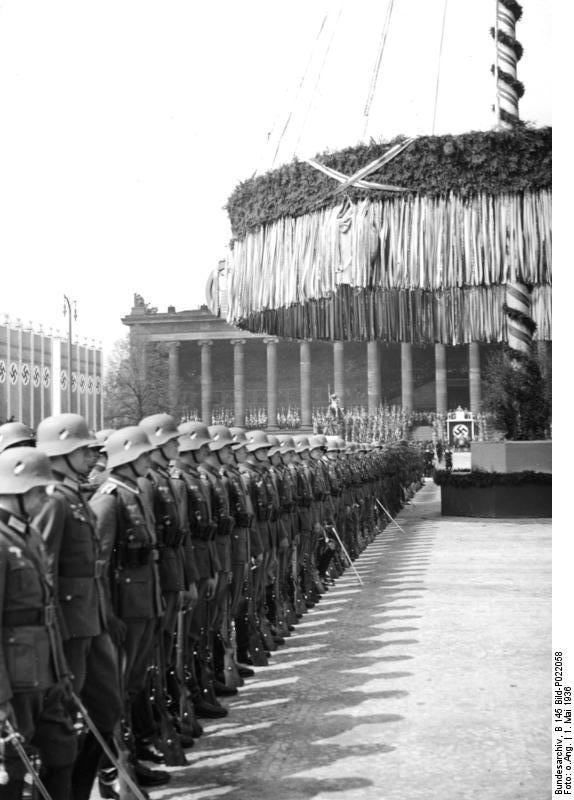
21;363;30;386
32;366;41;388
87;376;94;394
79;374;86;394
71;372;77;392
0;361;5;383
42;367;51;388
9;363;18;385
60;370;68;390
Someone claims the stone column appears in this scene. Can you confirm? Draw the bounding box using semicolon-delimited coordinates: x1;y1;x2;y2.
265;338;279;430
435;343;447;414
469;342;481;414
300;341;312;430
333;342;344;405
367;340;381;414
168;341;180;418
401;343;414;411
232;339;246;427
198;340;213;425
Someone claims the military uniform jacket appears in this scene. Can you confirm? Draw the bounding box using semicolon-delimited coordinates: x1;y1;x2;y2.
171;461;218;581
90;476;163;621
35;473;104;641
199;461;234;573
146;466;186;593
293;460;313;533
0;511;67;703
239;461;273;555
222;464;253;565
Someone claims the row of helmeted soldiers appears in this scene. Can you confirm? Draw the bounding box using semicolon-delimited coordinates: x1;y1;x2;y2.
0;413;403;800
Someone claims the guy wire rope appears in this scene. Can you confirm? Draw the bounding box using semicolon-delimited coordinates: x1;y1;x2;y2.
362;0;395;141
431;0;449;135
271;6;331;168
292;3;345;157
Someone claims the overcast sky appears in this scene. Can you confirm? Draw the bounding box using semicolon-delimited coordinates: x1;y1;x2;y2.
0;0;553;351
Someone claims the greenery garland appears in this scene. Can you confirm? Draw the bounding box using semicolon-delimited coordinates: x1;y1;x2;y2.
498;0;523;23
433;469;551;488
490;27;523;61
502;303;537;335
490;66;525;99
226;127;551;240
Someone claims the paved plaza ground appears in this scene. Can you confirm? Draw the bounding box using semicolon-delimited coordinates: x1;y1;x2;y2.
95;479;552;800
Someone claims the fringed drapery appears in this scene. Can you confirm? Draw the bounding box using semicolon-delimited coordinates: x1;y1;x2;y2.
227;190;551;344
235;284;552;344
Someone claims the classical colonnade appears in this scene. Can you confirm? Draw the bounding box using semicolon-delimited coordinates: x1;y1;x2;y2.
165;338;484;428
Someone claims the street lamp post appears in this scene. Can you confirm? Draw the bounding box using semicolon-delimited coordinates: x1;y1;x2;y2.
63;296;77;413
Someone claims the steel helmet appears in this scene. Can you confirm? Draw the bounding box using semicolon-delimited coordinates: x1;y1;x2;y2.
278;435;296;454
0;422;36;454
266;434;281;457
177;421;212;453
36;414;96;457
325;436;340;452
293;434;310;453
308;434;327;452
0;447;54;494
93;429;115;450
230;428;248;450
245;430;270;453
138;414;179;447
207;425;234;451
104;427;154;470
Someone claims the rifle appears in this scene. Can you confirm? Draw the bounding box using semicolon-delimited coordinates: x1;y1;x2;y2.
175;607;203;739
220;592;243;689
325;524;363;586
70;692;148;800
0;720;52;800
244;568;268;667
149;640;187;766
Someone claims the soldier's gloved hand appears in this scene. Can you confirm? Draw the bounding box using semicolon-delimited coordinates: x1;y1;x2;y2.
205;576;218;600
107;614;127;646
180;586;198;610
0;702;14;726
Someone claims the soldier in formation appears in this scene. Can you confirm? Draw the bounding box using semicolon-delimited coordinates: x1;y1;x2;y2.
0;415;420;799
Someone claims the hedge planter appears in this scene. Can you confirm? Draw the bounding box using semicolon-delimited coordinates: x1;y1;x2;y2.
435;470;551;518
471;440;552;473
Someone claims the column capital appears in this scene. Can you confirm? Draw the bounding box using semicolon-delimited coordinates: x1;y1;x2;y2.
167;340;181;351
197;339;214;348
263;337;280;345
230;338;247;347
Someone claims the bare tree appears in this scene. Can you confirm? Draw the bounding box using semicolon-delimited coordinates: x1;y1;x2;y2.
103;336;173;427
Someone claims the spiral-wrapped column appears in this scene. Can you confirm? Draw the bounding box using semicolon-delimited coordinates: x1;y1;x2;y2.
505;282;534;355
491;0;524;127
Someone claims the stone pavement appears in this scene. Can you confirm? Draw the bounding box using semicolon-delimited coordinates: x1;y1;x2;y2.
96;479;552;800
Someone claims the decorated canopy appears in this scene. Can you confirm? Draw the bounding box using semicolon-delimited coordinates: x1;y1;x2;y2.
220;125;551;345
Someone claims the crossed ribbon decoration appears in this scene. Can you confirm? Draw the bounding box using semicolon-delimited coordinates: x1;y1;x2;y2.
306;137;414;194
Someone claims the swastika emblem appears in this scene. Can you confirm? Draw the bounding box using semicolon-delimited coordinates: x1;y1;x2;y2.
9;363;18;385
71;373;77;392
79;374;86;394
60;371;68;390
0;361;5;383
453;423;469;439
33;366;41;388
42;367;51;388
87;376;94;394
21;363;30;386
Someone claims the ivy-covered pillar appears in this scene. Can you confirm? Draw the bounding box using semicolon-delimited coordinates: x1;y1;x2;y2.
469;342;481;414
300;340;312;430
333;342;344;406
401;343;414;411
367;341;381;415
232;339;247;427
265;338;279;430
198;339;214;425
435;344;447;414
